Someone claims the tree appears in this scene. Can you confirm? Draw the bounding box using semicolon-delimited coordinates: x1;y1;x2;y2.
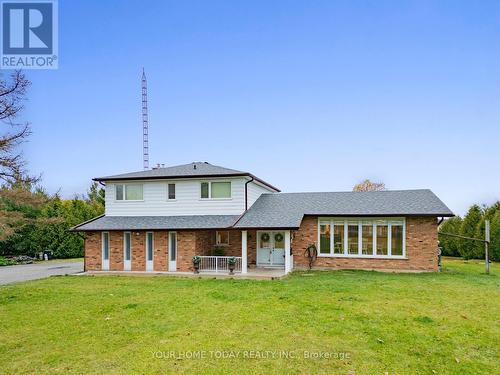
490;209;500;261
0;70;32;183
458;205;483;259
438;216;462;257
353;179;386;192
87;181;105;208
0;176;48;242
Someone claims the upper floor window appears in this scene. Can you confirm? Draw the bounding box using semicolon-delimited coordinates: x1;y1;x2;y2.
115;184;143;201
216;231;230;245
200;181;231;199
167;183;176;200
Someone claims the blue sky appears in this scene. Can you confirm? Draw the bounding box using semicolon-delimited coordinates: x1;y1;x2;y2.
14;0;500;215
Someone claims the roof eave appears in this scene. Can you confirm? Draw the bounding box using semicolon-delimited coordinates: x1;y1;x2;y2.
304;213;455;218
93;173;280;192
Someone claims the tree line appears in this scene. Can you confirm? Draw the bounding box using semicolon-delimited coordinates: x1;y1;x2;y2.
0;180;104;258
439;202;500;261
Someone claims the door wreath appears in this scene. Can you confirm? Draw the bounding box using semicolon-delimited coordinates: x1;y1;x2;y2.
274;233;284;242
260;233;270;242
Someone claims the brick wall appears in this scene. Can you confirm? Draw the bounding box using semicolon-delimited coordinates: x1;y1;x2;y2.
291;216;438;272
109;231;124;271
84;232;101;271
84;229;256;272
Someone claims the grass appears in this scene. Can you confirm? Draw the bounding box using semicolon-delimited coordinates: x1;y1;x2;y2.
0;258;498;374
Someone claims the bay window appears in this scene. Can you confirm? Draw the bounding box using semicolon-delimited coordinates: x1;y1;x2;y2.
318;218;405;258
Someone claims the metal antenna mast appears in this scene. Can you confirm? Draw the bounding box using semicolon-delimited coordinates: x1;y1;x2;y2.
142;68;149;170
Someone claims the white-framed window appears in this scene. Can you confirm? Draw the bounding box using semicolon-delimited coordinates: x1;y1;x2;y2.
115;184;143;201
215;231;230;245
200;181;231;199
102;232;109;260
123;232;131;261
167;183;176;200
317;217;406;258
146;232;154;262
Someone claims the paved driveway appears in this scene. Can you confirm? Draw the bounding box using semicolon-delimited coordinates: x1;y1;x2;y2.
0;260;84;285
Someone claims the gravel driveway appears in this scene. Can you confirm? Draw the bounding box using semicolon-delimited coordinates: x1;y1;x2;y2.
0;260;84;285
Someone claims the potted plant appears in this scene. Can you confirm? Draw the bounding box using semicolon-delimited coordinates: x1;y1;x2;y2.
192;256;201;274
227;256;236;275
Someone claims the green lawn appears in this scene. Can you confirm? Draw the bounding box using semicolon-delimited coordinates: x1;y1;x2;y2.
0;258;499;374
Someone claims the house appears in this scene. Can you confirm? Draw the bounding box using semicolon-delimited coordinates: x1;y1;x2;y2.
72;162;454;274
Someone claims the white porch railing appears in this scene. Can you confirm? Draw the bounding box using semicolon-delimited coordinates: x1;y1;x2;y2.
198;256;242;273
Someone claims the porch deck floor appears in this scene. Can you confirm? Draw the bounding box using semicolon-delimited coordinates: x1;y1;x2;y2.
84;267;287;280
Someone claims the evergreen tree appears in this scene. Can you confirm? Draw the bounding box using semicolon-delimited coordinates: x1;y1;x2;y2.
458;205;483;259
490;209;500;262
439;216;462;256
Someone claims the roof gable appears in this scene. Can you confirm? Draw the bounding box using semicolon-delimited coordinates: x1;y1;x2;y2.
94;162;280;191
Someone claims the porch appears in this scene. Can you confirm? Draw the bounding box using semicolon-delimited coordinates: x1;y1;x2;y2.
193;229;293;275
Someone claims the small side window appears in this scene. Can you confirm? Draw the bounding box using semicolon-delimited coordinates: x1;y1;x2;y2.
216;231;230;245
200;182;209;199
168;184;176;200
116;185;124;200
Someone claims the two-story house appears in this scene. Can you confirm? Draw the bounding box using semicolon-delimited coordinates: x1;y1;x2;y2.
72;162;454;274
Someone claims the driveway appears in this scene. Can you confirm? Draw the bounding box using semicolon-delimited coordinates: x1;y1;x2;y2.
0;260;84;285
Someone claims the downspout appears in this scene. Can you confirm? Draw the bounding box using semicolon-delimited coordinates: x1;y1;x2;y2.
244;176;254;211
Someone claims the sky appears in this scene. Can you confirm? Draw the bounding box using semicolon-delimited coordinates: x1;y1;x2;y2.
10;0;500;216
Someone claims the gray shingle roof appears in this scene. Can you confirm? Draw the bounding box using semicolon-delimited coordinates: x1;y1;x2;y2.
233;189;454;229
93;162;279;191
72;215;240;231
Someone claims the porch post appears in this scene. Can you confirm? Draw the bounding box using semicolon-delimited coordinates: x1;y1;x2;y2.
241;230;248;274
285;230;291;274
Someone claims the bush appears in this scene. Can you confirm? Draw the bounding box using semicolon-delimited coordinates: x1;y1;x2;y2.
0;256;16;266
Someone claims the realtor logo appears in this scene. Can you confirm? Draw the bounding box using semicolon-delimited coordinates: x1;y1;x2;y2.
1;0;58;69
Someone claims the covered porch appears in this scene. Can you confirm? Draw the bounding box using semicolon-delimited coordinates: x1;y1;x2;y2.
195;229;293;275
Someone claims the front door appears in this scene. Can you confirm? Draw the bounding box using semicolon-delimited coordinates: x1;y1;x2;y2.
168;232;177;272
257;231;285;267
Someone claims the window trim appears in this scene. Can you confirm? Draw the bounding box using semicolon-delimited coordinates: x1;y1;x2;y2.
167;183;176;201
317;217;406;259
114;183;144;202
102;232;109;260
146;231;154;262
123;231;131;261
199;181;232;200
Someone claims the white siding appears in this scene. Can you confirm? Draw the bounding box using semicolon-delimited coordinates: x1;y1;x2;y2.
247;181;275;208
105;177;248;216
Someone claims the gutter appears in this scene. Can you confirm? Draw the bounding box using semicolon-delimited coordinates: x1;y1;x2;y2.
244;176;254;211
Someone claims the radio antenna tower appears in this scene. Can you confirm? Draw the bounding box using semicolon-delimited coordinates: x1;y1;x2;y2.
141;68;149;170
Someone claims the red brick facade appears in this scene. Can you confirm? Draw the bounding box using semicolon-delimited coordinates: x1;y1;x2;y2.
291;216;438;272
84;216;438;273
84;229;258;273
